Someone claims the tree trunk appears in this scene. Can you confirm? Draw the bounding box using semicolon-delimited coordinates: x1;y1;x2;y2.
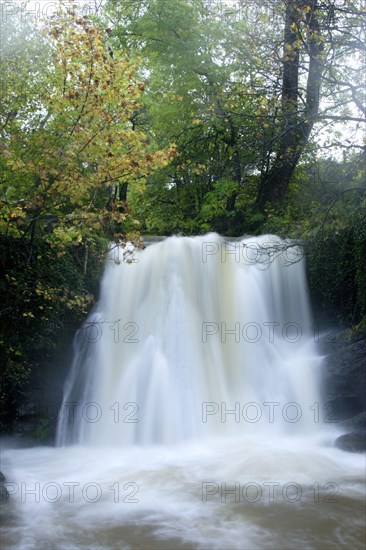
226;120;241;212
257;0;324;212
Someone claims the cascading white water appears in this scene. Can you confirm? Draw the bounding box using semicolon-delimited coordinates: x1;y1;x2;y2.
56;234;321;446
3;234;365;550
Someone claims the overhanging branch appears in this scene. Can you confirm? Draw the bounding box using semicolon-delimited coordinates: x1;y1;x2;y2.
316;115;366;123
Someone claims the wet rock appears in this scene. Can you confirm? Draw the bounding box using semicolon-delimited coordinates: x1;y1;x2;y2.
341;411;366;431
321;330;366;421
335;431;366;453
0;472;10;502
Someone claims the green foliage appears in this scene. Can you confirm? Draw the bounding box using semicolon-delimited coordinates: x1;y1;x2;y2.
104;0;364;234
31;417;52;442
260;152;366;325
0;356;30;431
0;236;106;431
201;179;239;221
105;0;272;234
0;10;172;247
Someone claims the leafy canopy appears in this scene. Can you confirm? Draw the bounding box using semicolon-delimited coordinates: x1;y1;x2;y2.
0;11;173;248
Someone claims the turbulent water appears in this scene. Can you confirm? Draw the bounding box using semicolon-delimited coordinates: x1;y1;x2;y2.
56;234;321;446
1;234;365;549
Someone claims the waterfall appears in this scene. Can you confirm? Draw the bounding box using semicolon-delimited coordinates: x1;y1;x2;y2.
4;234;365;550
56;234;322;446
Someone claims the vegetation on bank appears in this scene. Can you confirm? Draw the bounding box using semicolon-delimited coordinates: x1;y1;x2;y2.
1;0;365;432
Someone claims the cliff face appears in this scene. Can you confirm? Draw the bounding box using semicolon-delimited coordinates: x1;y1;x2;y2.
321;329;366;452
12;326;75;445
321;330;366;421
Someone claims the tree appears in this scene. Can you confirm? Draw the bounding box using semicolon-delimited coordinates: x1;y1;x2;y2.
1;11;172;253
257;0;365;210
104;0;268;232
103;0;365;230
256;1;324;209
